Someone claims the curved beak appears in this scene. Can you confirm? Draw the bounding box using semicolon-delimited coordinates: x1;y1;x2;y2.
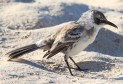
103;20;118;28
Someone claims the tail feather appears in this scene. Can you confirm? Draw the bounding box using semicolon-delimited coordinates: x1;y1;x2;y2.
7;44;39;60
7;44;36;55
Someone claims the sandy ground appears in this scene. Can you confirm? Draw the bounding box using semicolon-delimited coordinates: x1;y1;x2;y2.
1;0;123;84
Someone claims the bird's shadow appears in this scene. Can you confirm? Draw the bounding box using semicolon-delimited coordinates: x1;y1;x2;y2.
15;0;34;3
11;59;115;73
77;61;115;72
12;59;68;73
85;28;123;57
13;59;53;72
114;77;123;80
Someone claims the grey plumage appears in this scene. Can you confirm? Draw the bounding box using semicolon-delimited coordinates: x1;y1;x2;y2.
7;10;118;76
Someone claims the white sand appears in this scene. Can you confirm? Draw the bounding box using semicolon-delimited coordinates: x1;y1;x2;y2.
0;0;123;84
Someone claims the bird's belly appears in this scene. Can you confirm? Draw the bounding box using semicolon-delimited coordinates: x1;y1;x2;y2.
67;36;95;56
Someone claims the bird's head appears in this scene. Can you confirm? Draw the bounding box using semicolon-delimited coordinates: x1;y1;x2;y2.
93;10;118;28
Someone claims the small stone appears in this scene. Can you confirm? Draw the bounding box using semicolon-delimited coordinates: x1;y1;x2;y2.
49;80;55;83
72;79;77;82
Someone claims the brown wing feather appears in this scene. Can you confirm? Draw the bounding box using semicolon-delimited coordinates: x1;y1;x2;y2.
44;42;73;59
43;21;84;59
46;45;66;59
43;42;64;58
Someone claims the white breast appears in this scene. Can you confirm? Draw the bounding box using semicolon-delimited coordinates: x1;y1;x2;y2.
67;27;100;57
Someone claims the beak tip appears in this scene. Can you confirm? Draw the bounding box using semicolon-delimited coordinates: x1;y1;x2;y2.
106;20;118;29
113;25;118;28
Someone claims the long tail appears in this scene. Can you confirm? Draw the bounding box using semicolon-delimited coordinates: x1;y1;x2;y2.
7;38;53;61
7;44;40;61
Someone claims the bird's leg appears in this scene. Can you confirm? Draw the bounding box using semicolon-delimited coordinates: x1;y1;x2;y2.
64;55;73;76
69;57;81;70
69;57;88;71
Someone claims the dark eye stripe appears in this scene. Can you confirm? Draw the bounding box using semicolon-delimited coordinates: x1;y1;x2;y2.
93;10;106;24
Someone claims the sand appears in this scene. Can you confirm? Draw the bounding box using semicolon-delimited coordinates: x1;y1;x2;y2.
0;0;123;84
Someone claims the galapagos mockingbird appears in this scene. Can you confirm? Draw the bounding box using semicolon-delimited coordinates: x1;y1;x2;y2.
7;10;118;76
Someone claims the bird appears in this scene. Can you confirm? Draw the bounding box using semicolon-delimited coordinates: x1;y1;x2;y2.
7;10;118;76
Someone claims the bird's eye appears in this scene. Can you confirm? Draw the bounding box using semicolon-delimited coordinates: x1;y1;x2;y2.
93;10;107;25
94;14;106;24
94;16;102;24
96;14;101;18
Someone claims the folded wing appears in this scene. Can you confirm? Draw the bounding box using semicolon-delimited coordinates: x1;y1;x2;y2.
43;22;84;59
